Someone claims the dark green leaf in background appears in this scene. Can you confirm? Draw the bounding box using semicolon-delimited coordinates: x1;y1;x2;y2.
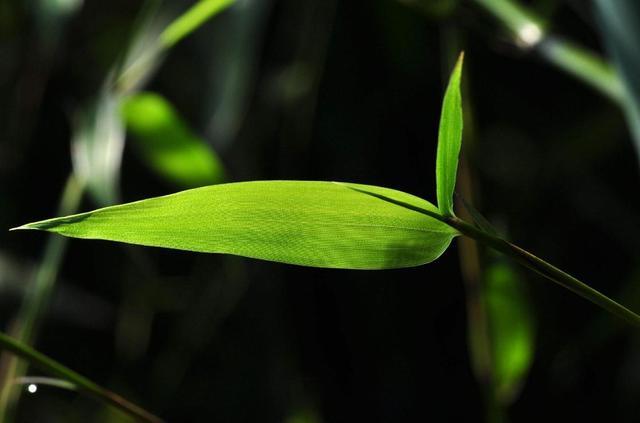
122;92;225;188
485;260;535;405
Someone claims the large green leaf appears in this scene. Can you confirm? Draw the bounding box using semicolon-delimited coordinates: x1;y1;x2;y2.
122;92;225;188
436;53;464;217
13;181;457;270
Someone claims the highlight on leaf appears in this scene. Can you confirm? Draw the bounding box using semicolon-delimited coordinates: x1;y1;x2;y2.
13;181;458;270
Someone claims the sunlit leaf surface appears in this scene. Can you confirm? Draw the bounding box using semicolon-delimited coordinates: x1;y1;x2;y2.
14;181;457;270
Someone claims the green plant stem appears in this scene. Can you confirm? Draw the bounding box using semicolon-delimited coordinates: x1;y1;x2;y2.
17;174;84;343
160;0;236;49
0;331;163;422
474;0;543;37
0;174;85;422
445;216;640;328
472;0;623;103
537;37;623;103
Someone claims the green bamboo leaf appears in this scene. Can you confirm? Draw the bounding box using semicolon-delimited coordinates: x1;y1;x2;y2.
12;181;457;270
436;52;464;217
160;0;236;49
485;260;535;404
122;92;225;188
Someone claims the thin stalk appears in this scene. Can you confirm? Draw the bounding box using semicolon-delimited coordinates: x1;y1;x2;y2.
445;216;640;328
17;174;84;343
537;37;624;104
0;174;85;421
472;0;623;103
0;331;162;422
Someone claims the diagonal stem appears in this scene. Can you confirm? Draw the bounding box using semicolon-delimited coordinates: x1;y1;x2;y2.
445;216;640;327
0;331;163;422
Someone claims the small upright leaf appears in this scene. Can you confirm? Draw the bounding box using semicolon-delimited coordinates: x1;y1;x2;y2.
122;92;225;188
13;181;457;270
436;52;464;217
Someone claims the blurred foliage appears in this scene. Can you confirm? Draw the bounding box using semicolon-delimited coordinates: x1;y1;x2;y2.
2;0;640;421
485;259;535;405
594;0;640;161
72;90;124;206
122;92;225;187
160;0;236;48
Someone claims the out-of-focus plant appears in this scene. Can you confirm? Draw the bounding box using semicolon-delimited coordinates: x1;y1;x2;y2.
472;0;640;163
15;54;640;334
1;0;234;421
122;92;225;188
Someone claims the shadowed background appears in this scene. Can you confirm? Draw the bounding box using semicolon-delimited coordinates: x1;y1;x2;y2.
1;0;639;421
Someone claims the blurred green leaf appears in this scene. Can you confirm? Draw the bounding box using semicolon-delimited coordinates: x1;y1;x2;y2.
14;376;77;391
113;12;165;95
474;0;545;44
436;52;464;217
14;181;457;270
72;90;124;206
160;0;236;49
594;0;640;162
122;92;225;188
485;260;535;404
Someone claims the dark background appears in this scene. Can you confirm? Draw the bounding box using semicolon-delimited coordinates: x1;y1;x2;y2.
1;0;639;421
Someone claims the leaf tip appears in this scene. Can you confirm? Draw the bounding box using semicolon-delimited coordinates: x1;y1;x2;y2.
9;223;35;232
454;51;465;75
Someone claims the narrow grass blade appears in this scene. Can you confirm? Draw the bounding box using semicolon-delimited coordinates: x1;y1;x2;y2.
122;92;225;188
13;181;457;270
436;52;464;217
594;0;640;162
13;376;77;391
160;0;236;49
0;332;162;422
